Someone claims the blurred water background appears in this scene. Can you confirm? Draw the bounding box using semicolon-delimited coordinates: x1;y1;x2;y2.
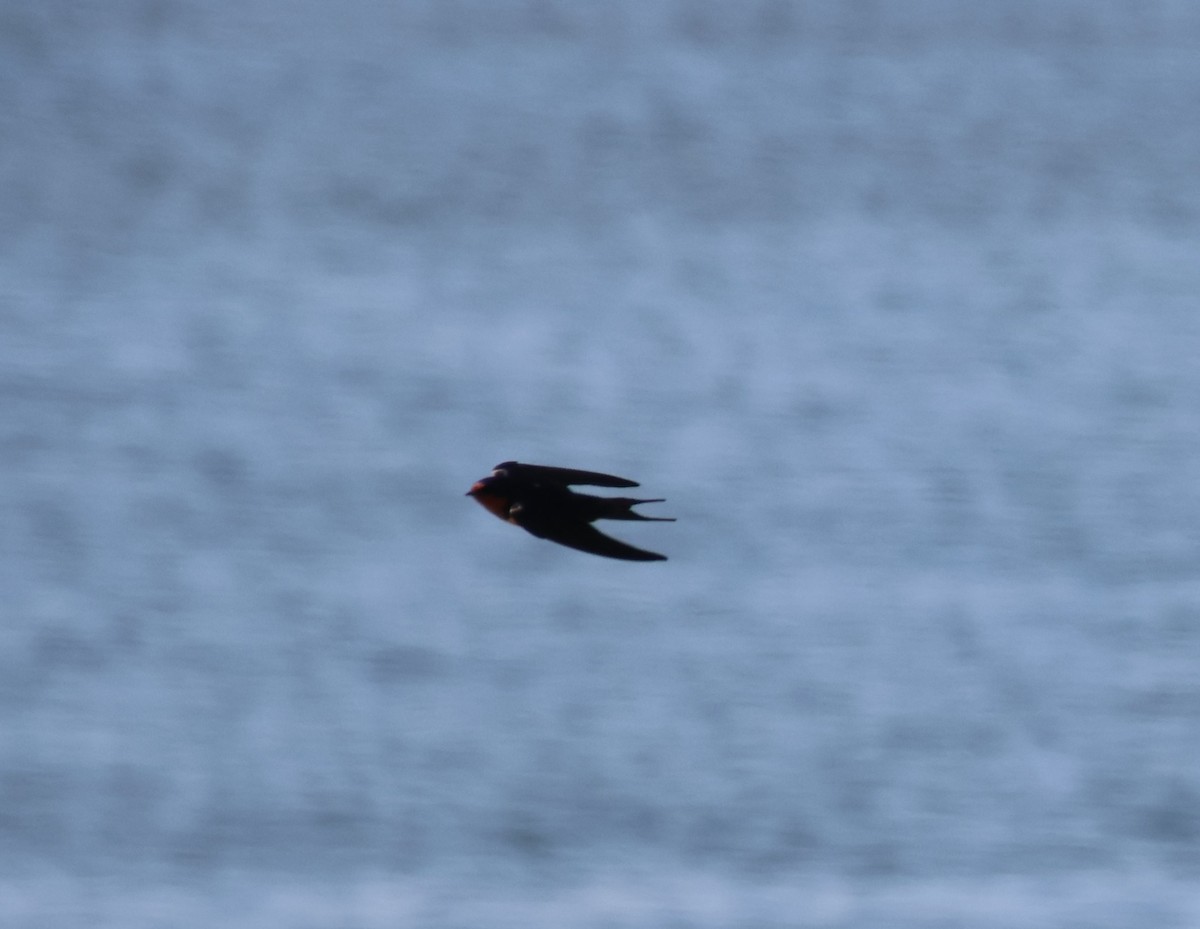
3;1;1200;926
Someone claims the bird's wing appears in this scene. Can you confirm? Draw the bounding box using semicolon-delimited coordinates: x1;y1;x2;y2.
510;502;667;561
493;461;639;488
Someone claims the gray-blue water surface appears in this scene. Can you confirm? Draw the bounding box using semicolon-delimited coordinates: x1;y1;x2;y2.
3;1;1200;925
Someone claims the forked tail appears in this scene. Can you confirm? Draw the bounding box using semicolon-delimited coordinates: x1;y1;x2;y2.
599;497;676;522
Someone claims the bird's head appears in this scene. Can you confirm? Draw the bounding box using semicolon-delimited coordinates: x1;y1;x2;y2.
466;476;513;522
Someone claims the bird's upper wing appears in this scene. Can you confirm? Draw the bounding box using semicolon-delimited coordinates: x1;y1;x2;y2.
493;461;639;488
510;501;667;561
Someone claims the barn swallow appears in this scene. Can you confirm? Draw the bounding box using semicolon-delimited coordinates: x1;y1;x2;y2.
467;461;674;561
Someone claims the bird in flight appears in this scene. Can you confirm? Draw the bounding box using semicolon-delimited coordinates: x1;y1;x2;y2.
467;461;674;561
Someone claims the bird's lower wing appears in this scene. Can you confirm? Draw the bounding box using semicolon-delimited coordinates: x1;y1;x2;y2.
512;505;666;561
545;523;668;561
